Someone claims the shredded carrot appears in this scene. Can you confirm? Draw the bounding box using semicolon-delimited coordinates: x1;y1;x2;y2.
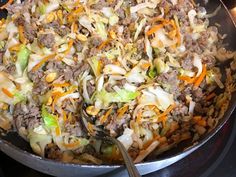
62;110;67;122
136;110;142;124
98;39;111;50
71;22;78;33
100;107;113;124
117;105;129;119
52;82;70;87
87;122;94;134
18;26;27;44
55;126;61;136
52;86;77;112
32;53;56;72
0;19;5;26
0;0;13;9
206;92;216;101
9;43;21;52
194;64;207;87
158;115;168;127
146;24;163;36
179;76;196;84
140;62;151;70
63;141;80;148
158;104;176;118
1;88;14;98
67;6;83;23
64;39;74;55
193;116;207;127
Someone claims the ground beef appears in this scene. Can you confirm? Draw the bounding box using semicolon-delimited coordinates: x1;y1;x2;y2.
116;79;126;88
156;70;180;95
90;36;102;48
13;15;36;42
192;87;203;102
14;16;25;26
171;104;188;117
5;63;16;75
28;69;45;83
202;55;216;68
100;57;111;66
105;83;114;92
13;101;42;132
24;23;37;43
197;31;210;50
184;34;202;54
181;54;193;70
105;114;130;137
90;0;108;10
46;61;65;73
64;62;90;82
38;33;55;48
44;21;70;37
45;143;62;160
116;8;126;19
64;122;84;137
87;81;95;97
33;81;49;95
28;69;49;95
74;40;83;52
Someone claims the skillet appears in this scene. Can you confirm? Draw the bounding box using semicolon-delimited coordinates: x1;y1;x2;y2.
0;0;235;176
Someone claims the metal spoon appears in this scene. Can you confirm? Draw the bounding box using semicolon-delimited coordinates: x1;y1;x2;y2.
80;104;141;177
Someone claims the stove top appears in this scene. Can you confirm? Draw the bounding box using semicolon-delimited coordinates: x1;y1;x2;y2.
0;1;236;177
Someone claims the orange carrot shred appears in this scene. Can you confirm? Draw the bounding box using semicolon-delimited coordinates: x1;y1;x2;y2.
136;110;142;124
1;88;14;98
52;82;70;87
179;76;196;84
194;64;207;87
146;24;163;36
100;107;113;124
62;110;67;122
18;25;27;44
32;53;56;72
158;104;176;118
9;43;21;51
117;105;129;119
98;39;111;50
206;92;216;101
55;126;61;136
63;141;80;148
64;39;74;55
87;122;94;134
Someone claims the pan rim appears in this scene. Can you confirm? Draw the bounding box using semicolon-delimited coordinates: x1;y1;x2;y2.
0;0;236;169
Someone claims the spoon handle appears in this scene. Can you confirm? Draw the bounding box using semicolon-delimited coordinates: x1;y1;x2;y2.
110;137;142;177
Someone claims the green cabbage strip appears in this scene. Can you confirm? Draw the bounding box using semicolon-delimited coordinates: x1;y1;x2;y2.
17;44;30;72
41;105;59;128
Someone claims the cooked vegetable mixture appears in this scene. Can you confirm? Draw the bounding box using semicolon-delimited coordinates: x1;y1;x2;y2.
0;0;236;164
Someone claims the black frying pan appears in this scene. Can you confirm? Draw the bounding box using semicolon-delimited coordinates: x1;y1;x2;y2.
0;0;235;177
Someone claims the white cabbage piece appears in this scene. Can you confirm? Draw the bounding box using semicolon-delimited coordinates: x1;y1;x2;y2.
27;54;42;72
117;128;134;150
139;86;175;111
103;64;127;75
45;0;60;14
28;129;52;157
193;54;202;77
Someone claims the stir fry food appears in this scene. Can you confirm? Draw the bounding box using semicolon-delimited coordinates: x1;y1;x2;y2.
0;0;235;164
